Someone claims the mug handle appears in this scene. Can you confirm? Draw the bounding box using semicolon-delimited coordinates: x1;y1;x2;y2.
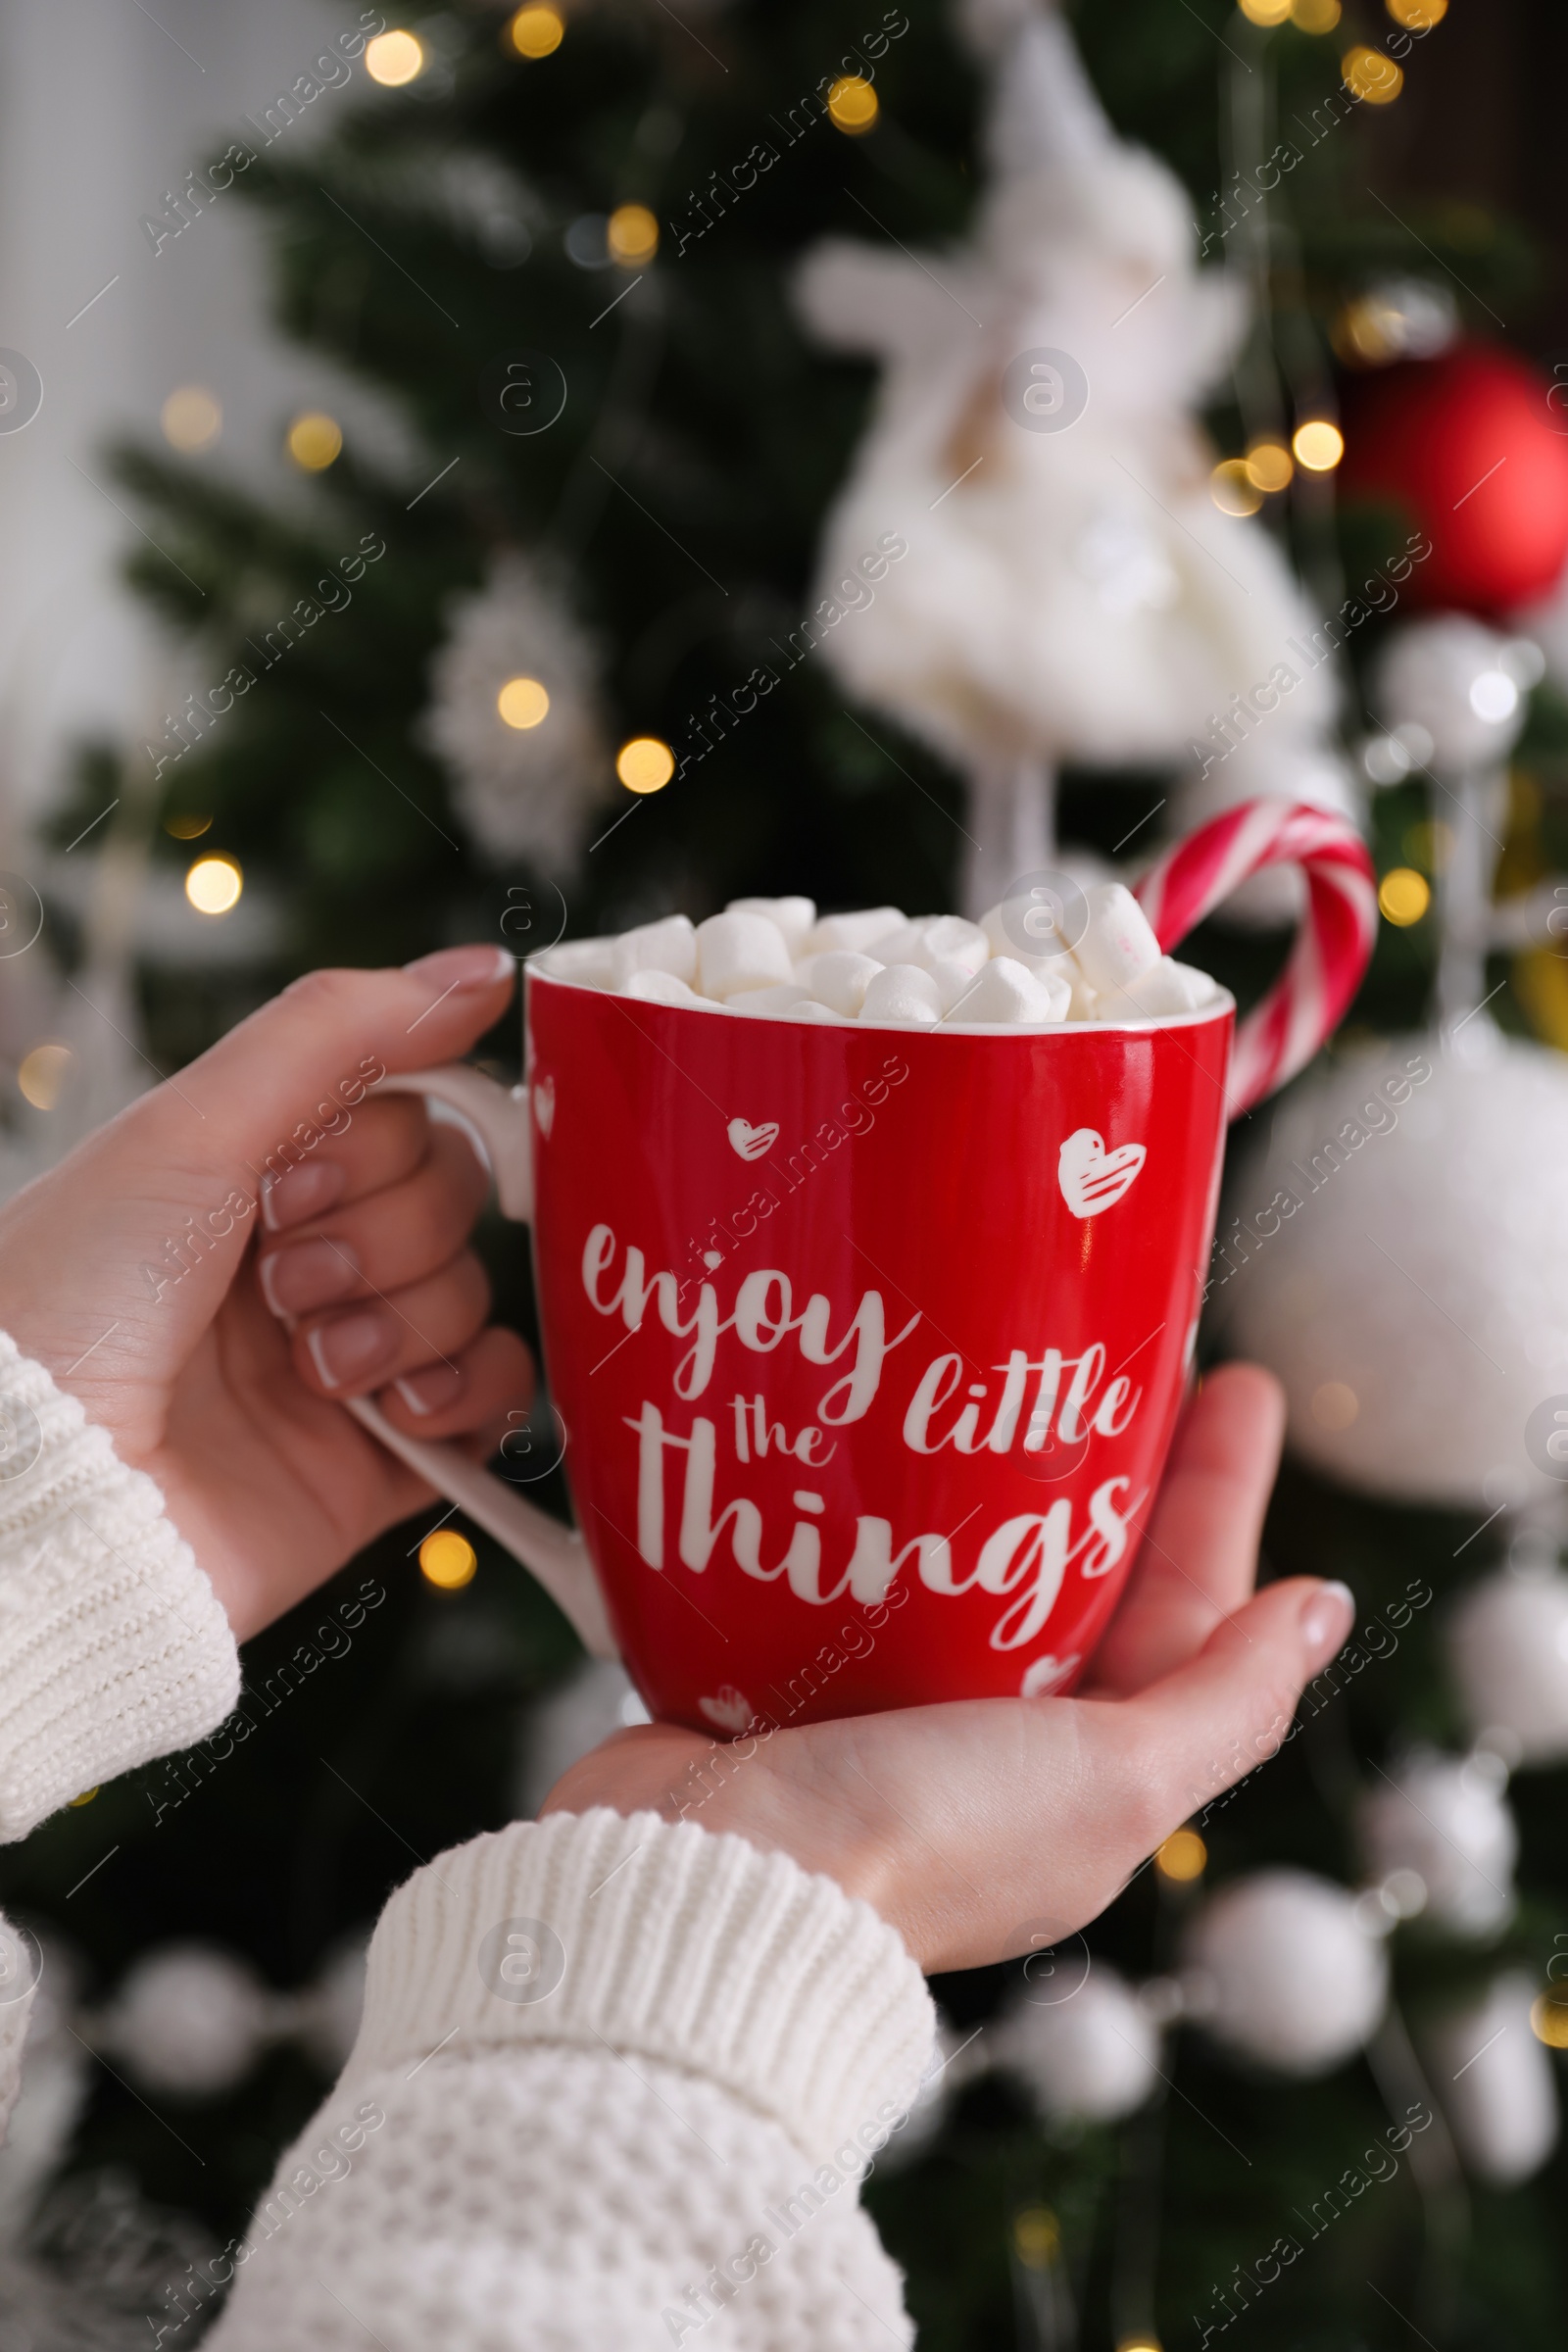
346;1063;618;1660
1133;798;1379;1121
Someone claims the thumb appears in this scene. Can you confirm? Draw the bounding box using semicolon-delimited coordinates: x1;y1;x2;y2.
1108;1576;1357;1837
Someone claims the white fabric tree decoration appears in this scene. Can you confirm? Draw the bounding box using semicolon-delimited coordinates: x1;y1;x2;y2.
795;0;1334;912
422;554;612;876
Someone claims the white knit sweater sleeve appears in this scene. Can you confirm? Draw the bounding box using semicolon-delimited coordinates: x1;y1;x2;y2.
0;1329;240;2135
207;1808;935;2351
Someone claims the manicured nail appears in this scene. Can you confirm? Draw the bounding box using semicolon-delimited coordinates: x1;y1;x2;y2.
259;1238;361;1317
395;1364;466;1416
402;945;514;989
307;1308;395;1391
1299;1580;1355;1663
261;1156;345;1233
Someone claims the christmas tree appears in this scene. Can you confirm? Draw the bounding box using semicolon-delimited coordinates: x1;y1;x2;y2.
10;0;1568;2344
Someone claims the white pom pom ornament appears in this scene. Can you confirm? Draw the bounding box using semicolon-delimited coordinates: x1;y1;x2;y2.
1182;1870;1388;2075
102;1943;272;2096
1370;617;1532;774
995;1964;1160;2122
1423;1972;1559;2184
1221;1037;1568;1508
1358;1748;1517;1935
1447;1565;1568;1764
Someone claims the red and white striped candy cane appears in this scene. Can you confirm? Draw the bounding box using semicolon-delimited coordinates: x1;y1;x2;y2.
1134;798;1377;1120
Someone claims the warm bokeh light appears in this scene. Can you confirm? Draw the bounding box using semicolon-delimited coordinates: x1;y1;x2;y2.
286;412;343;470
1379;866;1431;926
1343;43;1403;103
18;1044;72;1110
1238;0;1292;23
420;1529;478;1589
1311;1380;1360;1431
498;676;551;729
1291;0;1341;28
1387;0;1446;24
68;1787;99;1807
509;4;564;58
164;810;213;840
1209;458;1262;517
616;735;676;793
1012;2209;1060;2269
608;203;660;267
366;28;424;85
161;386;221;453
1531;1994;1568;2049
1292;418;1345;471
1155;1828;1208;1883
1245;439;1294;493
827;74;879;134
185;855;243;915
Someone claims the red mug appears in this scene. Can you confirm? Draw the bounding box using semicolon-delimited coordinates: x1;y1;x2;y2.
361;801;1374;1732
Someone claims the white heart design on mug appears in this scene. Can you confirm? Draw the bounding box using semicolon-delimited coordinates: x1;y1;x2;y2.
1057;1127;1146;1218
726;1117;778;1162
697;1684;756;1735
1020;1652;1082;1698
533;1076;556;1139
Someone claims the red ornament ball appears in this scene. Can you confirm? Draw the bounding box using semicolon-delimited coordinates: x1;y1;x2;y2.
1339;342;1568;614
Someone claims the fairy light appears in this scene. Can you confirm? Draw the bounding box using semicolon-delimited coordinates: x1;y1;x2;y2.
616;736;675;793
1238;0;1291;23
420;1530;478;1589
827;75;879;134
1379;866;1431;925
1530;1993;1568;2049
1387;0;1446;24
1291;0;1341;28
1292;418;1345;472
286;412;343;470
1342;44;1403;103
161;386;221;453
1209;459;1262;517
185;856;243;915
164;810;213;840
1155;1828;1207;1883
498;676;551;729
1245;439;1294;493
608;204;660;267
509;4;564;58
1012;2209;1059;2269
366;29;424;85
68;1788;100;1807
18;1045;72;1110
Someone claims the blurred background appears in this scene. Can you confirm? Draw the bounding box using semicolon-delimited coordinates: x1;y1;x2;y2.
6;0;1568;2343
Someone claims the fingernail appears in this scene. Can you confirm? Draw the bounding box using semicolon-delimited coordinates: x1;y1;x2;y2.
395;1364;466;1416
402;945;514;990
307;1308;396;1391
1299;1580;1355;1663
261;1157;345;1233
259;1238;361;1317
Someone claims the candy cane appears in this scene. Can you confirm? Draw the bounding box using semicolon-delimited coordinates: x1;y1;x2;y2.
1134;798;1377;1120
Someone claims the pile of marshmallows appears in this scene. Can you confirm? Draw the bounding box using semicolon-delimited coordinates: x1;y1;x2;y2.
531;891;1223;1029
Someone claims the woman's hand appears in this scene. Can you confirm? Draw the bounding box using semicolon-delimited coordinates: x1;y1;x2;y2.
0;947;531;1641
543;1364;1351;1974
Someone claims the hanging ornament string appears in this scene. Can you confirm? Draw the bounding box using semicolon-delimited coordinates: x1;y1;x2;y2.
1133;797;1377;1116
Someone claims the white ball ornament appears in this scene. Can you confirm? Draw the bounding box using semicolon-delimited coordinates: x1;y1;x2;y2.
1447;1565;1568;1764
1221;1036;1568;1508
1181;1871;1388;2075
995;1964;1160;2122
1423;1972;1559;2184
1370;617;1531;774
1357;1748;1517;1936
103;1943;272;2096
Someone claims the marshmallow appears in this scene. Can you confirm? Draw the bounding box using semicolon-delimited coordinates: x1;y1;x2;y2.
981;895;1079;967
948;956;1069;1025
1074;883;1162;994
1065;969;1100;1021
858;963;944;1025
1092;956;1212;1020
926;956;987;1014
696;910;795;1000
727;896;816;956
728;983;811;1017
802;906;906;957
620;968;704;1006
869;914;991;980
534;937;615;988
782;999;848;1023
797;951;882;1016
611;913;698;986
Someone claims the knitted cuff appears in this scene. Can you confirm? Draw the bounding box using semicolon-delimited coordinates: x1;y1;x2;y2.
0;1332;239;1840
345;1809;935;2164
